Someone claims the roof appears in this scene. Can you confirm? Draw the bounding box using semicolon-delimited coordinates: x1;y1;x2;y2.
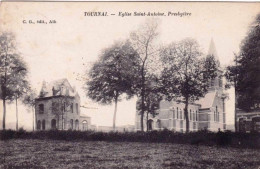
195;90;216;109
39;78;78;98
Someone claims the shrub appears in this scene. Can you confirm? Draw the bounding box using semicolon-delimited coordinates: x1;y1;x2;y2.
0;129;259;149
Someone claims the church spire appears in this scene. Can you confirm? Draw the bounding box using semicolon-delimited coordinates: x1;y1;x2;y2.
208;38;219;61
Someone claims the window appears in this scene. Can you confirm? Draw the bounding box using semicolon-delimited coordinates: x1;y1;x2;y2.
214;111;216;121
39;104;44;114
37;120;41;130
76;103;79;114
70;119;73;129
51;119;56;129
75;119;79;130
42;120;45;130
71;103;73;113
82;121;88;131
190;109;192;121
180;109;183;119
216;106;218;122
180;120;183;129
223;113;226;123
172;108;175;119
196;111;198;121
177;108;179;119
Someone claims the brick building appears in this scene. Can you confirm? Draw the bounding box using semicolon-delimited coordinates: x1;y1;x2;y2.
135;40;228;132
35;79;91;130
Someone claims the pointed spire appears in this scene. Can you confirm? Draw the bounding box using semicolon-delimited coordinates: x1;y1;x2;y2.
208;38;219;61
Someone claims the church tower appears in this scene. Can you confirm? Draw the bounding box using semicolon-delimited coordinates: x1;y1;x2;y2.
208;39;223;91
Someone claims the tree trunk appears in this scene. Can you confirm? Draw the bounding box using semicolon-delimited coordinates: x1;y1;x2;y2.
3;98;6;130
32;106;34;131
184;98;189;133
16;97;18;131
113;93;118;131
146;111;149;132
234;89;238;132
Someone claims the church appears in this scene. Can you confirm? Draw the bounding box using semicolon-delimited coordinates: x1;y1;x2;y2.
135;40;227;132
35;79;91;131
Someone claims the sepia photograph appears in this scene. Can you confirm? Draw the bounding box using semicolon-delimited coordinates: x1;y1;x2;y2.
0;1;260;168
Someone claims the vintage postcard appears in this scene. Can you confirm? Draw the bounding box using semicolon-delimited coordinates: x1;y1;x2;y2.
0;1;260;168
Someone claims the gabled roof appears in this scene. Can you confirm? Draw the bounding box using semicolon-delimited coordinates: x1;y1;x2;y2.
39;78;78;98
195;91;216;109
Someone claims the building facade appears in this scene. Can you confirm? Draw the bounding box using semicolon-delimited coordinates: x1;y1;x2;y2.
35;79;91;131
135;40;227;132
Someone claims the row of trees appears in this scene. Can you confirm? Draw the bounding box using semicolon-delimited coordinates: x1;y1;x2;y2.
86;19;218;132
0;32;36;131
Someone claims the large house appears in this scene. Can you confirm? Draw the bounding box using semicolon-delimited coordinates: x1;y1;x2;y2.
135;40;228;132
35;79;91;131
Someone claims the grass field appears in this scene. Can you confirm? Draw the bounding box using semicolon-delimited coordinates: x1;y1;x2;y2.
1;139;260;169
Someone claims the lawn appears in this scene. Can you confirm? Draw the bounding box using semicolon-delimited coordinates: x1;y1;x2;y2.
1;139;260;169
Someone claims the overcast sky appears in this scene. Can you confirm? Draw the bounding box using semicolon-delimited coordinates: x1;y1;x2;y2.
0;2;259;130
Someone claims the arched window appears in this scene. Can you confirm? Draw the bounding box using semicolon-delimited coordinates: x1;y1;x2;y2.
42;120;45;130
82;120;88;131
190;109;192;121
76;103;79;114
172;108;175;119
51;119;56;129
216;106;218;122
39;104;44;114
71;103;74;113
37;120;41;130
75;120;79;130
70;119;73;129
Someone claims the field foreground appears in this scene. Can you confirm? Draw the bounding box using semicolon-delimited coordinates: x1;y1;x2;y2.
1;139;260;169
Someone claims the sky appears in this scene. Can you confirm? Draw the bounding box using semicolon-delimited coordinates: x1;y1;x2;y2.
0;2;259;130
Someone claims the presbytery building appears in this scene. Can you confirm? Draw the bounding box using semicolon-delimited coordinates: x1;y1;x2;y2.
135;40;227;132
35;79;91;131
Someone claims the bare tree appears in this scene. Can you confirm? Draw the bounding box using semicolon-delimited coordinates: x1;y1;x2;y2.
130;18;160;131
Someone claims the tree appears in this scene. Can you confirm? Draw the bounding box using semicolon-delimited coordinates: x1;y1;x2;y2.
226;13;260;111
86;40;139;130
160;38;218;133
23;89;37;131
136;76;162;131
130;18;160;131
225;13;260;131
9;55;30;131
0;32;29;130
